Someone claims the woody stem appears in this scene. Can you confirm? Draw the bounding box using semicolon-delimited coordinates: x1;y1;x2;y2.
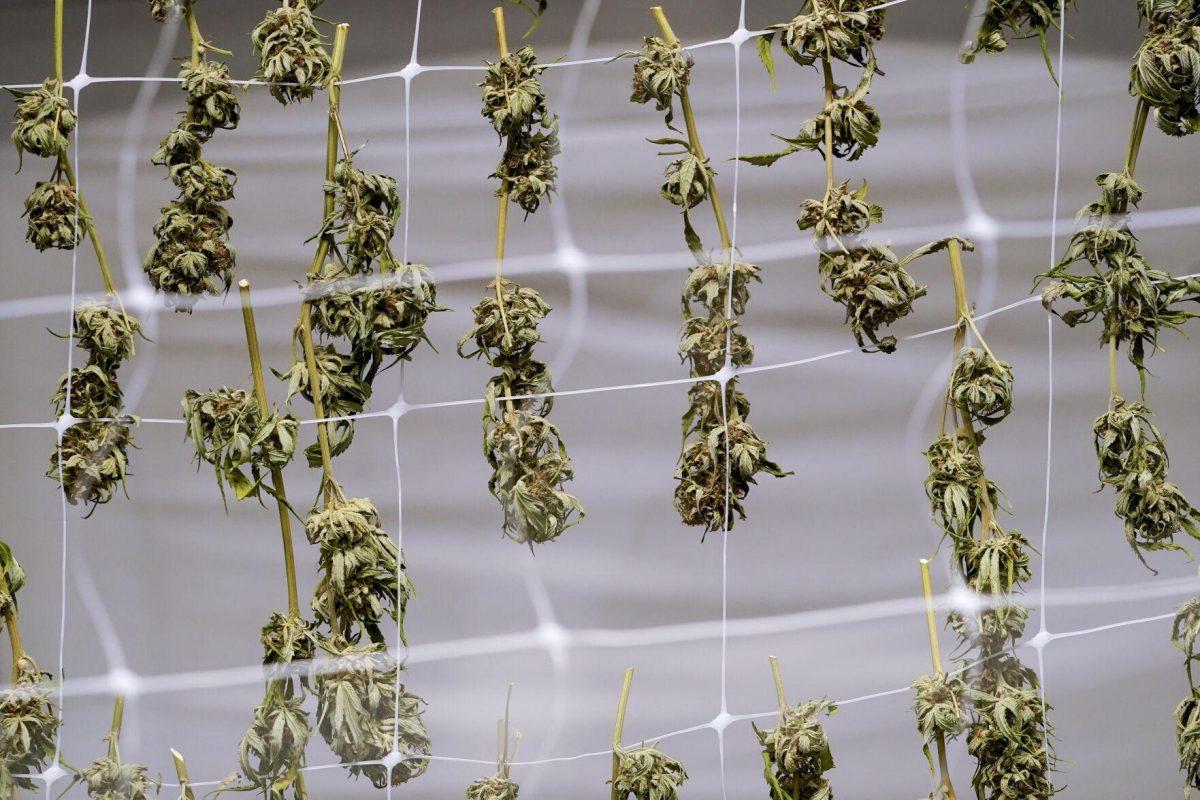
238;281;301;618
0;569;25;681
492;5;517;418
107;695;125;761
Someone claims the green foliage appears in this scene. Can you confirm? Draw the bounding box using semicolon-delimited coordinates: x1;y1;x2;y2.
78;756;160;800
466;774;520;800
960;0;1064;79
950;347;1014;428
753;699;837;800
611;746;688;800
251;1;331;105
911;672;968;767
10;79;76;162
23;177;83;251
237;686;311;798
0;659;60;793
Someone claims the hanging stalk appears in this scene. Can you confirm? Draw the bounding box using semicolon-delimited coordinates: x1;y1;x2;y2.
920;560;958;800
491;6;518;419
106;695;125;762
304;24;349;283
610;668;634;800
239;280;300;618
0;567;25;680
171;749;197;800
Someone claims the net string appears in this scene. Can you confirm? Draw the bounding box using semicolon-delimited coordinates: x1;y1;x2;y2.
7;0;1198;795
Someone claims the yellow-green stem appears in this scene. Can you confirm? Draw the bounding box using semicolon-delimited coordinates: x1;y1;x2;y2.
107;695;125;761
56;155;117;295
305;23;349;281
492;6;518;418
54;0;64;84
184;3;202;66
298;305;336;489
1108;335;1120;402
0;568;25;681
650;6;732;253
919;561;958;800
1124;99;1149;179
238;281;301;618
768;655;787;714
611;667;634;800
820;57;836;195
171;749;197;800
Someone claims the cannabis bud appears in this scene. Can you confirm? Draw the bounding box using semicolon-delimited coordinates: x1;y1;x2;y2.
923;433;999;542
72;299;141;367
950;347;1013;427
481;46;560;214
1178;695;1200;794
1130;0;1200;136
250;1;331;104
754;699;838;799
798;180;882;240
238;688;311;793
10;79;76;161
817;243;927;354
24;178;84;251
305;495;411;644
769;1;885;68
181;387;298;502
1175;598;1200;656
51;419;136;509
964;680;1055;800
314;641;430;788
466;775;520;800
276;342;371;465
960;0;1063;76
79;756;160;800
963;528;1033;595
144;201;236;310
0;659;61;792
611;746;688;800
911;672;967;755
627;35;693;128
261;612;318;667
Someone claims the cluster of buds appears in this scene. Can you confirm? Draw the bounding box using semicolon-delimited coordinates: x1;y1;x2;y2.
145;1;241;310
11;78;83;251
610;745;688;800
1131;0;1200;136
49;300;142;509
742;5;950;353
481;46;560;215
1173;598;1200;795
959;0;1065;76
460;279;583;546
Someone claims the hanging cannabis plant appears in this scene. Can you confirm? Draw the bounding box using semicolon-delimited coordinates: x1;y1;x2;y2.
251;0;331;105
753;657;838;800
277;24;442;467
13;0;143;511
741;2;951;354
1039;4;1200;570
959;0;1067;77
622;9;788;538
609;669;688;800
1;541;62;796
69;697;160;800
145;0;240;310
928;241;1057;800
459;7;581;548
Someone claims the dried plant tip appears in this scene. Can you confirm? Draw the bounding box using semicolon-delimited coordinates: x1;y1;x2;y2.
144;201;236;311
459;278;550;365
250;1;331;104
611;745;688;800
178;60;241;136
50;418;136;508
626;35;693;128
0;659;60;792
466;774;520;800
660;154;714;210
493;120;559;215
484;410;583;546
1131;2;1200;136
305;496;411;644
147;0;185;22
678;313;752;375
798;180;882;239
237;688;310;791
960;0;1063;76
964;528;1033;595
817;243;927;353
951;347;1014;427
260;612;317;666
10;79;76;160
754;698;837;800
480;47;547;136
71;299;142;368
79;756;161;800
769;1;885;69
924;433;999;541
24;178;85;251
682;260;761;317
54;365;125;419
181;387;297;502
911;672;968;750
314;641;430;788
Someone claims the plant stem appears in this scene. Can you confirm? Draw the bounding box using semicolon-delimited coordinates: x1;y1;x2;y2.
1108;334;1120;402
238;280;301;618
107;694;125;761
298;304;336;489
184;3;203;67
305;23;349;281
611;667;634;800
919;560;958;800
498;682;514;776
171;749;197;800
1124;99;1149;179
820;57;836;196
649;6;732;253
0;568;25;681
491;6;518;419
768;655;788;714
54;0;64;84
56;155;117;296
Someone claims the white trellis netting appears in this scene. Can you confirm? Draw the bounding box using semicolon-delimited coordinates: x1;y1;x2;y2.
3;0;1200;797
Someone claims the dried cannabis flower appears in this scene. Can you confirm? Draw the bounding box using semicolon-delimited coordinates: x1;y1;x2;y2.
765;0;885;68
0;660;60;792
24;178;84;251
50;419;136;509
1175;597;1200;794
950;347;1013;427
72;299;141;367
79;756;160;800
611;745;688;800
627;35;693;128
1092;397;1200;567
960;0;1064;78
238;687;311;793
10;79;76;161
314;641;430;788
315;157;402;272
754;699;837;800
911;672;968;757
250;1;331;105
964;677;1055;800
181;387;298;502
305;495;411;644
1131;0;1200;135
466;775;520;800
261;612;317;667
481;46;560;214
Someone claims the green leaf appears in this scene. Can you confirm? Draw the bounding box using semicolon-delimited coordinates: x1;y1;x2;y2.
755;34;777;90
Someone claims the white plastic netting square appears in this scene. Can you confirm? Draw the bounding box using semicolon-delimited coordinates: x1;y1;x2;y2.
2;0;1199;797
